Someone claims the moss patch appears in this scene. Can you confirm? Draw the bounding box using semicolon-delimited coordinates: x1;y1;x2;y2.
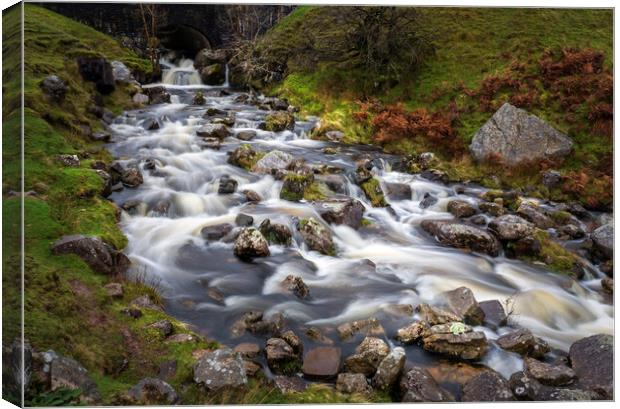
360;178;388;207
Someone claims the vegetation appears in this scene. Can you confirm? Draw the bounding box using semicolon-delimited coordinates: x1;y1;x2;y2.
260;6;613;210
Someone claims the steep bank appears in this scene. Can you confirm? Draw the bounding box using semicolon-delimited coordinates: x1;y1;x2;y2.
259;7;613;210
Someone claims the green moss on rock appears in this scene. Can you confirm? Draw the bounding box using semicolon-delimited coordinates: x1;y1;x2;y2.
360;178;388;207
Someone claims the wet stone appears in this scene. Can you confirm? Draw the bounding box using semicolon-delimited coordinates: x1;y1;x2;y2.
336;373;371;395
235;213;254;226
281;275;310;299
568;334;613;399
336;317;384;340
302;347;341;380
447;200;477;218
201;223;233;241
218;175;238;194
416;304;461;326
234;343;261;359
395;321;429;344
419;192;438;209
478;300;507;329
496;328;549;358
462;369;514;401
233;228;270;259
265;338;300;375
344;337;390;377
422;323;488;360
443;286;485;325
372;347;406;391
399;367;455;402
524;357;576;387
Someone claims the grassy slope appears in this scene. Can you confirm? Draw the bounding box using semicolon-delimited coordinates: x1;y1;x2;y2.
267;7;613;201
2;5;387;404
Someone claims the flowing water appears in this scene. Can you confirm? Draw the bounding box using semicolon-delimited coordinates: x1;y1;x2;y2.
108;58;613;386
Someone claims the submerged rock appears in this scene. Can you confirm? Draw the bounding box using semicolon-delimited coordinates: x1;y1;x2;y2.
233;228;270;259
420;220;501;256
193;348;247;391
201;223;233;241
469;103;573;166
281;275;309;299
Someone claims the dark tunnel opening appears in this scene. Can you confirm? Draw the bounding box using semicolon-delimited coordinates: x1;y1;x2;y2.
159;24;212;58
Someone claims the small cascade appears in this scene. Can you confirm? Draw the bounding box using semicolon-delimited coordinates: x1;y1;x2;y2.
161;57;202;86
223;64;230;88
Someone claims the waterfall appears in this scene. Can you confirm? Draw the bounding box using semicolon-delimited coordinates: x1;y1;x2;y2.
223;64;230;88
161;58;202;86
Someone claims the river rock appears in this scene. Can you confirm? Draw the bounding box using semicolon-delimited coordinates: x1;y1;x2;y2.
447;200;477;218
344;337;390;377
194;48;228;69
337;317;384;340
478;300;507;329
302;347;341;380
144;86;171;104
200;63;225;85
315;199;365;229
422;323;487;360
265;338;300;375
496;328;549;358
462;369;514;401
372;347;406;391
489;214;534;241
76;57;115;94
524;357;575;386
395;321;430;344
235;213;253;227
516;202;554;229
127;378;178;405
201;223;233;241
242;190;262;203
297;218;335;255
601;276;613;293
193;348;247;391
133;93;149;105
384;182;412;201
252;150;294;174
121;168;143;188
280;169;314;201
469;103;573;166
258;219;292;245
591;224;613;260
336;373;371;395
419;192;438;209
197;123;231;139
264;111;295;132
40;75;67;100
141;118;160;131
508;370;541;400
399;367;455;402
218;175;238;194
236;130;256;141
416;304;461;325
420;220;501;256
442;286;485;325
233;228;270;259
234;343;261;359
568;334;613;399
479;202;506;217
50;356;101;403
51;235;130;275
281;275;309;299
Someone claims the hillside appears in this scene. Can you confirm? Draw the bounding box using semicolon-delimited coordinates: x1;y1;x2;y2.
262;6;613;209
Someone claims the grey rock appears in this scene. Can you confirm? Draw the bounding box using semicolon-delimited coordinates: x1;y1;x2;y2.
233;228;270;259
479;300;507;329
201;223;233;241
193;348;247;391
497;328;549;358
110;60;134;83
273;376;307;394
524;357;576;386
281;275;309;299
40;75;67;100
443;286;485;325
470;103;573;166
148;320;173;337
420;220;501;256
297;218;335;255
569;334;613;399
235;213;253;226
479;202;507;217
509;370;541;400
51;235;130;275
259;219;292;246
336;373;371;395
395;321;430;344
488;214;534;241
591;224;613;260
234;343;261;359
372;347;406;391
517;202;555;229
236;130;257;141
325;130;345;142
344;337;390;377
265;338;300;375
91;131;111;142
399;367;455;402
144;86;170;104
121;168;143;188
104;282;123;298
50;356;101;402
336;317;384;340
197;123;231;139
243;189;262;203
462;369;514;401
302;347;341;380
252;150;294;174
416;304;461;325
542;170;562;189
58;154;80;167
127;378;178;404
132;93;149;105
218;175;238;194
384;182;412;201
315;199;365;229
422;323;488;360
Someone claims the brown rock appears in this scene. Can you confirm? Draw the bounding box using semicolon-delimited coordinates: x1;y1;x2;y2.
302;347;341;380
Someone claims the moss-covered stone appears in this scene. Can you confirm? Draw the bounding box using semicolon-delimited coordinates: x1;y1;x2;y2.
264;111;295;132
360;178;388;207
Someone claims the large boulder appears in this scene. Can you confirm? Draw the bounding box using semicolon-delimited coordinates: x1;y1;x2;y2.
193;348;247;391
344;337;390;377
76;57;115;94
478;300;507;329
442;287;485;325
488;215;534;241
469;103;573;166
233;228;270;259
461;369;514;401
50;356;101;403
315;199;365;229
524;357;576;387
372;347;406;391
252;150;294;174
297;218;335;255
302;347;341;380
416;304;461;325
200;64;225;85
127;378;178;405
591;224;613;260
568;334;613;399
399;367;455;402
51;235;130;275
420;220;501;256
422;323;488;360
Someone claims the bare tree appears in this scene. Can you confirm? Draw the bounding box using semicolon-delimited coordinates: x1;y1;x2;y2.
136;4;168;77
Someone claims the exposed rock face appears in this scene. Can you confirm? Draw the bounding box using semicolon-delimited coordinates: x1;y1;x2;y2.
58;154;80;167
496;328;549;358
336;373;372;395
443;286;485;325
76;57;115;94
447;200;477;218
281;275;309;299
568;334;613;399
316;199;365;229
51;235;130;275
50;356;101;403
193;348;247;391
489;215;534;241
40;75;67;100
524;357;576;387
302;347;341;380
469;103;573;166
258;219;292;245
110;60;134;83
127;378;179;405
344;337;390;377
478;300;507;329
197;123;231;139
372;347;406;391
252;150;293;174
591;224;613;260
233;228;270;259
461;369;514;401
422;324;487;360
265;338;300;375
420;220;501;256
297;218;335;255
399;367;455;402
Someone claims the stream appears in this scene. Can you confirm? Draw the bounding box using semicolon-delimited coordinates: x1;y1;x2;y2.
107;57;613;389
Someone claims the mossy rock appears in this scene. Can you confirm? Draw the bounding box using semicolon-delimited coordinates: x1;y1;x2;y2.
265;111;295;132
360;178;388;207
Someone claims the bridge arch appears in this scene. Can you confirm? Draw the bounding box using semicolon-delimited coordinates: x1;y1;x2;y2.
159;24;213;57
